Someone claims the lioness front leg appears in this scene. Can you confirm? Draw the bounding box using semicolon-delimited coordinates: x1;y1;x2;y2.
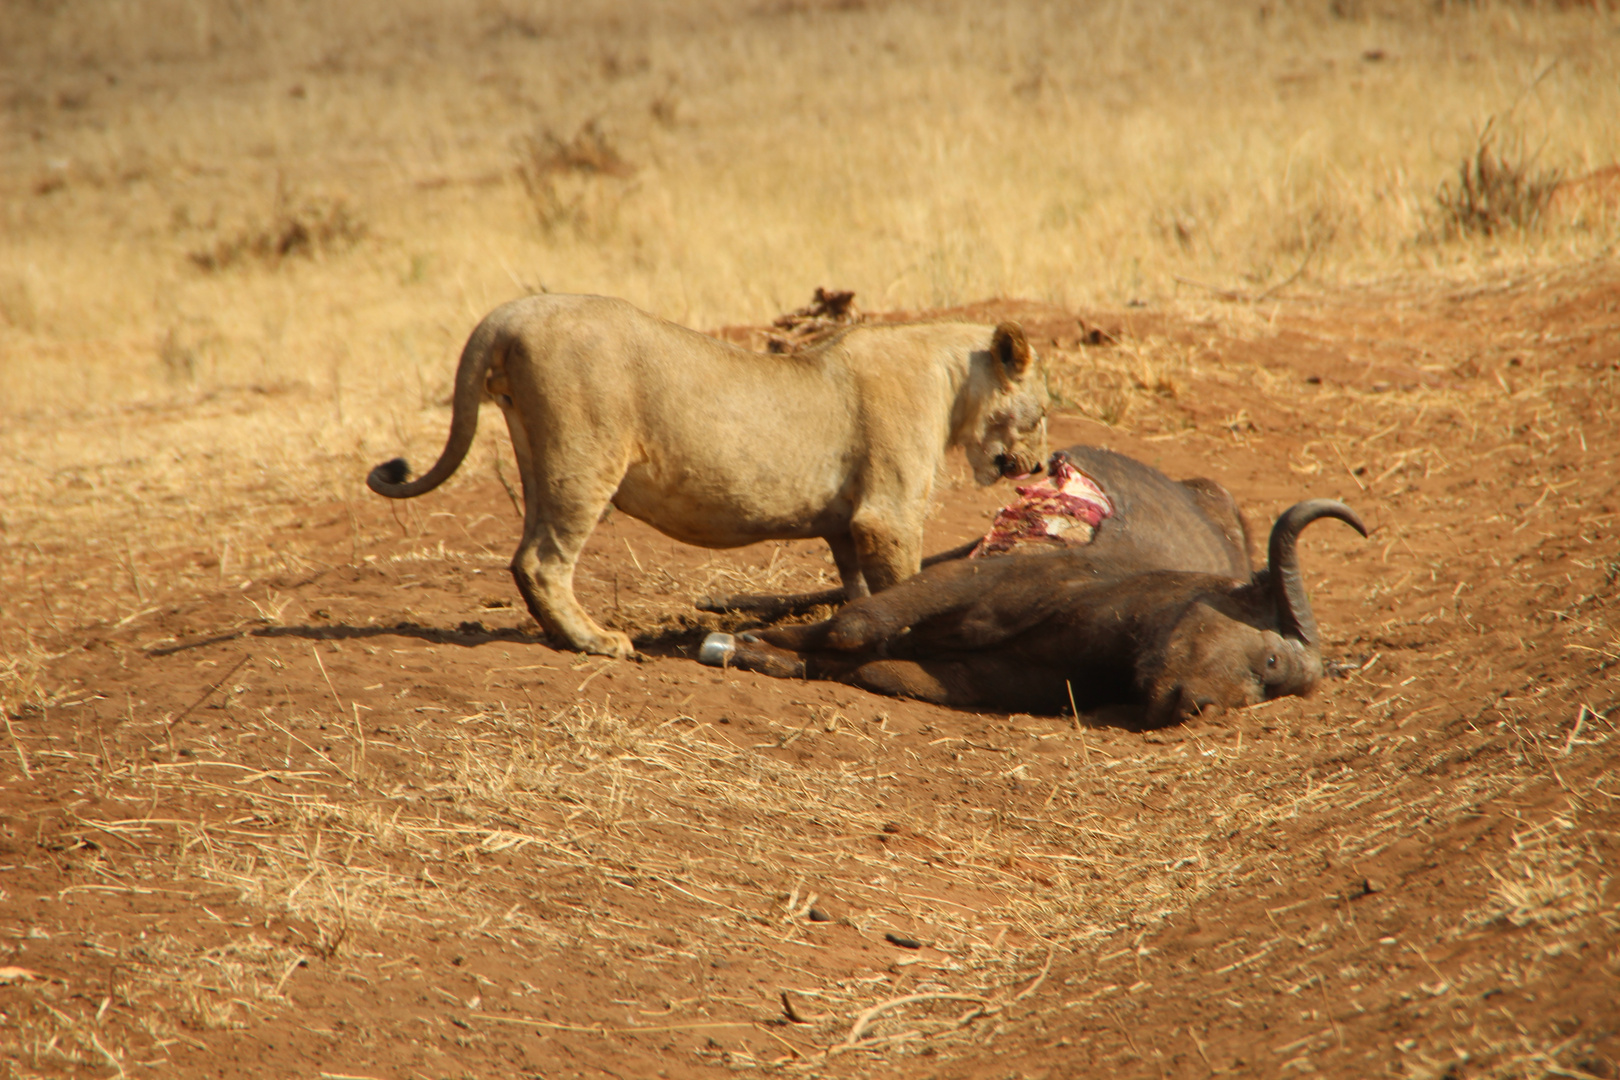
825;533;870;601
849;511;922;594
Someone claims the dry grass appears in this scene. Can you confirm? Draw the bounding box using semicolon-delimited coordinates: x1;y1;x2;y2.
6;652;1615;1071
187;184;366;273
517;120;641;238
1434;120;1565;240
1044;333;1199;430
2;0;1617;419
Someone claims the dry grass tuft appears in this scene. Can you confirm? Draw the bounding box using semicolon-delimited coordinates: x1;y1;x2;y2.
1434;121;1563;240
517;120;639;238
1045;336;1197;431
1470;812;1608;931
521;119;637;180
188;186;366;273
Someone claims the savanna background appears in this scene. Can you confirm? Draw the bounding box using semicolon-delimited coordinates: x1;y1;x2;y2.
2;1;1618;1078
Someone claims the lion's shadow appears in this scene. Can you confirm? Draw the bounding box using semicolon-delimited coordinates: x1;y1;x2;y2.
247;619;713;658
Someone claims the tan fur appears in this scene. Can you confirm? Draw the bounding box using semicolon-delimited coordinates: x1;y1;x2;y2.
367;294;1048;657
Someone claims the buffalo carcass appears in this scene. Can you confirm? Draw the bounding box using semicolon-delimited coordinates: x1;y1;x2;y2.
697;445;1255;620
698;500;1367;725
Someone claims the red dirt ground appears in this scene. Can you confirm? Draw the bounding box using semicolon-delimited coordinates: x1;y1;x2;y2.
3;265;1618;1079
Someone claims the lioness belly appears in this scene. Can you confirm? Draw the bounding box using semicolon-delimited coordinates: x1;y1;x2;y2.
610;463;853;549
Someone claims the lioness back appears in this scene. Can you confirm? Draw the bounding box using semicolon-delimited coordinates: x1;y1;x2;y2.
486;296;867;546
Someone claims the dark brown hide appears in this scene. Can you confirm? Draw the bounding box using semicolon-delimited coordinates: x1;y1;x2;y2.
696;445;1253;619
1057;446;1252;580
713;501;1365;725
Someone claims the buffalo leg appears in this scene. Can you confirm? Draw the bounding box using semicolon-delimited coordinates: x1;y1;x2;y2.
843;659;958;704
694;586;845;619
699;634;806;678
850;655;1072;712
693;538;982;618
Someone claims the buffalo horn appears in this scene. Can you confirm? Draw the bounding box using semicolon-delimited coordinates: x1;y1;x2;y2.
1267;499;1369;646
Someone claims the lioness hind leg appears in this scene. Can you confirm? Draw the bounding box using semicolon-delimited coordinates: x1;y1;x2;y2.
509;540;632;658
502;412;634;659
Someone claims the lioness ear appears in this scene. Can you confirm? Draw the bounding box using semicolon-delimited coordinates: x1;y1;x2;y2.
991;321;1032;387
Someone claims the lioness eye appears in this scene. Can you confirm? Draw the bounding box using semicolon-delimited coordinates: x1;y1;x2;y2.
1266;655;1278;668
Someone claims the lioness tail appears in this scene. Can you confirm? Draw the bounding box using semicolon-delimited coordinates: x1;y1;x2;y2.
365;314;505;499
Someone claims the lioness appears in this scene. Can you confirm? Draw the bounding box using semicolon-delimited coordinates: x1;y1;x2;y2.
367;294;1048;657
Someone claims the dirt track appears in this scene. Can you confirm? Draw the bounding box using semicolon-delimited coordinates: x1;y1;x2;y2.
3;267;1618;1079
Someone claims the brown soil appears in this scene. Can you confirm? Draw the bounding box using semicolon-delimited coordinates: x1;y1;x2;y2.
3;266;1618;1080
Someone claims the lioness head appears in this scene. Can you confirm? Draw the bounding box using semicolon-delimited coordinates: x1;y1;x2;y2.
961;321;1049;486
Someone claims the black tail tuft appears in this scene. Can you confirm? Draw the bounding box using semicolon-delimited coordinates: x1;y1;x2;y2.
368;457;412;492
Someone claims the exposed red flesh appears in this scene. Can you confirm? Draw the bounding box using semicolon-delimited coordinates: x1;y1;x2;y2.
971;451;1113;557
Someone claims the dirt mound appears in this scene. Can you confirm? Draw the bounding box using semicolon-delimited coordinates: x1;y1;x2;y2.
3;267;1618;1079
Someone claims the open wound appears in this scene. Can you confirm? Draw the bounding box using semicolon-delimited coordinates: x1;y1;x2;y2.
971;450;1113;557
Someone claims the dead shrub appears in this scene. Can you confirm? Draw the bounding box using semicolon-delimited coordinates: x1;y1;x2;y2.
189;187;366;272
157;326;199;382
766;286;862;352
1434;121;1562;239
516;119;637;236
0;273;37;331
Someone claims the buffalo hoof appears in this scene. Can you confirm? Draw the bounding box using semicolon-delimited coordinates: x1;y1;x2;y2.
698;633;736;667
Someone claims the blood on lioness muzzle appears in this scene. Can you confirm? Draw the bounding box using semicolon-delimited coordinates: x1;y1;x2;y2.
995;451;1045;479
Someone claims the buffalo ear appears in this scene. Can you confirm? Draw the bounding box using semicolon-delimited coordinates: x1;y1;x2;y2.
991;321;1033;387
